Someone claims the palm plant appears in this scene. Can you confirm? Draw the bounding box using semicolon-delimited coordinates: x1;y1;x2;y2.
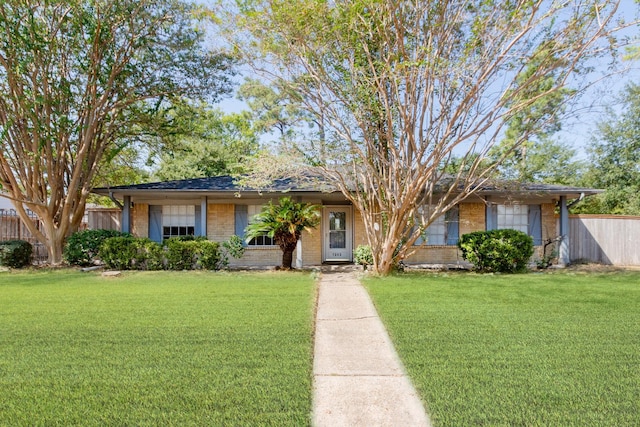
245;197;320;269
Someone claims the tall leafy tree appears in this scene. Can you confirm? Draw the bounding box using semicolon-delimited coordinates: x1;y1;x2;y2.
580;83;640;215
229;0;629;274
0;0;233;263
153;104;259;180
244;197;320;269
237;79;311;143
490;45;581;183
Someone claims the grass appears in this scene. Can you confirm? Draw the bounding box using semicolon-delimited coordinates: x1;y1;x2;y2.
0;269;316;426
365;270;640;427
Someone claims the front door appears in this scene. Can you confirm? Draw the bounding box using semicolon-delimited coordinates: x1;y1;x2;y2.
323;206;352;262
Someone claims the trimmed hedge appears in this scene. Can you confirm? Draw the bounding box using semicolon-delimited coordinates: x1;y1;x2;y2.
0;240;33;268
64;229;132;266
99;236;225;271
99;237;164;270
458;229;534;273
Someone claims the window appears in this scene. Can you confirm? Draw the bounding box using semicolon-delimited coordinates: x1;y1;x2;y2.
487;204;542;245
148;204;201;243
414;205;459;246
162;205;195;240
497;204;528;233
234;205;275;246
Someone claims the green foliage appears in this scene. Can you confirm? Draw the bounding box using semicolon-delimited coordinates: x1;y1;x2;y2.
99;237;140;270
99;236;225;271
0;240;33;268
578;83;640;215
162;238;222;271
153;104;259;180
458;229;534;273
491;137;585;184
131;239;165;271
64;229;131;266
0;0;233;264
353;245;373;269
165;238;196;270
220;235;246;267
237;78;313;145
245;197;320;269
97;237;163;271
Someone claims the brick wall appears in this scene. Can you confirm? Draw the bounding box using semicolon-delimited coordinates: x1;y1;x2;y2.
404;246;463;264
353;209;368;248
459;202;485;235
207;204;234;242
541;203;556;241
233;247;282;267
302;227;322;265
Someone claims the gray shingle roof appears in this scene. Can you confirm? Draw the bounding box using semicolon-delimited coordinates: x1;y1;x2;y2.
93;175;325;194
93;175;601;198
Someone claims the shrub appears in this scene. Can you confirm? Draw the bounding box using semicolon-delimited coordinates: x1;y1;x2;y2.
194;240;221;270
131;238;164;271
0;240;33;268
64;229;131;266
165;238;196;270
458;229;534;273
99;236;139;270
353;245;373;270
99;236;224;271
165;238;222;270
219;235;246;269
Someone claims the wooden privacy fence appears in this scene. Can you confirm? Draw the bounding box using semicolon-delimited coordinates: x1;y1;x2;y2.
86;208;121;231
0;209;48;262
0;208;121;264
569;215;640;266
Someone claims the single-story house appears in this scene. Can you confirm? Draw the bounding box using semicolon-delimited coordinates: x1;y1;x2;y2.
93;176;600;267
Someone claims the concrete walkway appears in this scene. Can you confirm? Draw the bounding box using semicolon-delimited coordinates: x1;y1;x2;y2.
312;268;431;426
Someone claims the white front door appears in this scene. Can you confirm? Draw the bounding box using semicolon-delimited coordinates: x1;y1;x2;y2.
323;206;353;262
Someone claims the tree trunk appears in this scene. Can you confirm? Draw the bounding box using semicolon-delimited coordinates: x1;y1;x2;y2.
282;249;294;270
41;218;66;265
48;237;65;265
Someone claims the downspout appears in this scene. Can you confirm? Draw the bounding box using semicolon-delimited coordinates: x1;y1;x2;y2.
566;192;585;209
109;191;124;210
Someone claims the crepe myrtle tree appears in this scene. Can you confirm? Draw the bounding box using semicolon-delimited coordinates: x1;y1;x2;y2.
0;0;234;264
244;197;320;269
227;0;634;275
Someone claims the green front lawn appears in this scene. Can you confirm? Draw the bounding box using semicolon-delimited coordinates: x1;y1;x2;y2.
0;270;315;426
365;271;640;426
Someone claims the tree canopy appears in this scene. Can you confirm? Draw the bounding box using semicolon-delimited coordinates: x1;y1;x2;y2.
579;83;640;215
228;0;630;274
0;0;233;263
152;103;259;180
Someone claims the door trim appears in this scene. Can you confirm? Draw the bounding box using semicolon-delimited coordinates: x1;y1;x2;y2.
322;205;353;262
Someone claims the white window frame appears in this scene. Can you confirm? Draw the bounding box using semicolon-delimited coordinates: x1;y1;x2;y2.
496;204;528;234
162;205;195;240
